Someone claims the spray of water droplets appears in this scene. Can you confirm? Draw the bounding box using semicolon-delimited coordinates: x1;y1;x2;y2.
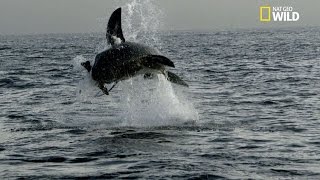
122;0;163;46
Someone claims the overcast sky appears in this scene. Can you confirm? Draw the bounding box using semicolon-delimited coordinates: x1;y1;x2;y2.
0;0;319;34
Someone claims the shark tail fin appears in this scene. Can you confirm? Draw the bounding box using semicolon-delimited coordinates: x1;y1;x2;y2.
107;8;125;45
166;71;189;87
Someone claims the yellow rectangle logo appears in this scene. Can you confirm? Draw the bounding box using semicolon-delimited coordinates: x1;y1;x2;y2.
260;6;271;22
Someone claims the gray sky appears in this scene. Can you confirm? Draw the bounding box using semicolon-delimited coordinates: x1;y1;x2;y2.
0;0;319;34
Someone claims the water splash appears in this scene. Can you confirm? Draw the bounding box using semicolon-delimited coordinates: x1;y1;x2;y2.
115;0;198;126
118;76;198;127
122;0;163;46
74;0;199;127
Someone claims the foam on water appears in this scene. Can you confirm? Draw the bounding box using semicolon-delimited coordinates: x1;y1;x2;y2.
73;0;198;127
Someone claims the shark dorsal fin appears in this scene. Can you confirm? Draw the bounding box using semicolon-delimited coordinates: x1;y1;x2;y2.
106;8;125;45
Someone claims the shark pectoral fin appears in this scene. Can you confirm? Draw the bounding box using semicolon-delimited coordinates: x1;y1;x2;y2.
108;82;118;92
166;71;189;87
140;55;175;68
106;8;125;45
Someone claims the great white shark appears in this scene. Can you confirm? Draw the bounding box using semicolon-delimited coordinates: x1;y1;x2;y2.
81;8;188;95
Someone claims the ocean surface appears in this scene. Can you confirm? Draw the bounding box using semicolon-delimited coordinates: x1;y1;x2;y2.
0;27;320;179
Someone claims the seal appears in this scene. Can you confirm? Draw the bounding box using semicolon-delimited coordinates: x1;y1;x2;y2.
82;8;188;95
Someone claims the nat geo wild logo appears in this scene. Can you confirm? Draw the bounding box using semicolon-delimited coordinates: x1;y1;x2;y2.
260;5;300;22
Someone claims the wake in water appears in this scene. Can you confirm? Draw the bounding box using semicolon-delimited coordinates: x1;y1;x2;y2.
73;0;198;127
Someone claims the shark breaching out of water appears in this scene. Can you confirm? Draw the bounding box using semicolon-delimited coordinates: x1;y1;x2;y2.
81;8;188;95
